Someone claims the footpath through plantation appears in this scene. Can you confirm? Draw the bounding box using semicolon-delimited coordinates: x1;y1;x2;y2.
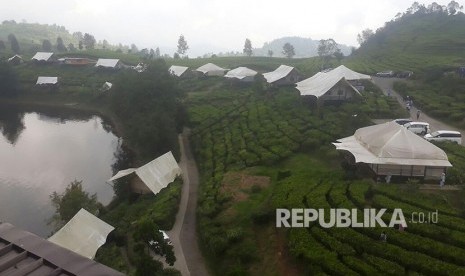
184;78;465;275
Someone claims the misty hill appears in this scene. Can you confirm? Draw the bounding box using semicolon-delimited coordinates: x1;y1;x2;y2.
348;9;465;73
253;36;352;58
0;20;78;47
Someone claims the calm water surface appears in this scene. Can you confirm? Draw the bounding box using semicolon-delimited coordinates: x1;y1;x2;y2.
0;105;120;237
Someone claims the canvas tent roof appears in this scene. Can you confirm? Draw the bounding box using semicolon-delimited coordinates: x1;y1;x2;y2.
32;52;54;61
169;65;189;77
325;65;371;81
333;121;452;167
195;63;227;74
296;73;360;98
36;76;58;85
101;81;113;91
262;65;295;83
48;208;115;260
95;58;120;68
224;67;257;80
108;151;181;195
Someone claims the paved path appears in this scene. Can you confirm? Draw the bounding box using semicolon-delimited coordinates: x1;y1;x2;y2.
372;77;465;146
167;128;209;276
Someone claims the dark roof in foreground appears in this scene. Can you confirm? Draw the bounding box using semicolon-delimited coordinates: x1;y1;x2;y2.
0;222;125;276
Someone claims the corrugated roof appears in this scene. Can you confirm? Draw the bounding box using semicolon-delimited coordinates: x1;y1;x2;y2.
262;65;294;83
224;67;257;80
0;222;124;275
32;52;54;62
95;59;120;68
169;65;189;77
36;77;58;85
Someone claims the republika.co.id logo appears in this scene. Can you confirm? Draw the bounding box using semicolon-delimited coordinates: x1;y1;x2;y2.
276;208;438;228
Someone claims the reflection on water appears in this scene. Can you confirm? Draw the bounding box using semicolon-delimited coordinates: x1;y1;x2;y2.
0;104;120;237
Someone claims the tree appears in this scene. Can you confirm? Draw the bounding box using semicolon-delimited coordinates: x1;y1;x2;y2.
68;43;76;51
49;180;101;229
72;31;83;41
78;40;83;50
42;39;52;52
8;34;20;53
83;33;96;49
357;29;374;45
0;62;18;97
267;49;273;57
243;38;253;57
0;40;5;50
176;35;189;56
56;37;67;52
334;49;344;62
317;38;339;68
447;0;463;14
155;47;161;58
149;48;155;59
102;39;109;49
173;52;180;59
282;42;295;58
131;44;138;53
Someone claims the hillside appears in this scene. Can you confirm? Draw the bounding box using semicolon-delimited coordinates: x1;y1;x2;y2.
253;36;352;58
347;11;465;74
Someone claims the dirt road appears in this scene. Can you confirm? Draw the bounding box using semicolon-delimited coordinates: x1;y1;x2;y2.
167;128;209;276
372;76;465;146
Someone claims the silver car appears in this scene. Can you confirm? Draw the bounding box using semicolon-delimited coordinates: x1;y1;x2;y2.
424;130;462;144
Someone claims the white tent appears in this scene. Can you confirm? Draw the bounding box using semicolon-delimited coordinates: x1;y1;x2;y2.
333;122;452;170
296;73;360;98
169;65;189;77
195;63;227;76
263;65;296;84
32;52;54;62
101;82;113;91
36;76;58;85
324;65;371;81
108;151;181;195
95;59;120;68
7;54;22;64
224;67;257;82
48;208;114;259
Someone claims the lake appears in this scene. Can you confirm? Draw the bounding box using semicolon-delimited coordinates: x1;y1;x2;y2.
0;104;121;237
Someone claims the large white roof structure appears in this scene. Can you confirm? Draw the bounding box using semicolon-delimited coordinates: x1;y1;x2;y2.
169;65;189;77
324;65;371;81
36;76;58;85
296;73;360;98
224;67;257;80
32;52;54;61
108;151;181;195
195;63;227;76
262;65;295;84
95;59;120;68
333;122;452;167
48;209;114;259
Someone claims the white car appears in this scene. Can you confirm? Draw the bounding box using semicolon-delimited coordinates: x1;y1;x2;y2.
149;230;172;247
424;130;462;144
404;122;430;135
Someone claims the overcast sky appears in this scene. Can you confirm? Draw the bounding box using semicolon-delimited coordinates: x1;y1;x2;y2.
1;0;463;56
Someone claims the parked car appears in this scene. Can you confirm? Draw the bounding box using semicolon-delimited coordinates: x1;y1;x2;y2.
376;71;394;77
404;122;430;135
397;71;413;78
393;118;412;126
424;130;462;144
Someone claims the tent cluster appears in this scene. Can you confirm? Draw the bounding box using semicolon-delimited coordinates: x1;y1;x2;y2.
333;121;452;178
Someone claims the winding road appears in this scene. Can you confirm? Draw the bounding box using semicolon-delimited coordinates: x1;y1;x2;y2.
167;128;209;276
372;76;465;146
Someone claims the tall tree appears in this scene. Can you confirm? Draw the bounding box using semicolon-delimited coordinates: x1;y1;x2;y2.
42;39;52;52
149;48;155;59
68;43;76;51
155;47;161;58
102;39;109;49
0;62;18;97
56;37;67;52
243;38;253;57
317;38;339;68
131;44;138;53
357;29;374;45
0;40;5;50
83;33;96;49
8;34;20;53
447;0;463;14
267;49;273;57
282;42;295;58
78;40;83;50
177;35;189;56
